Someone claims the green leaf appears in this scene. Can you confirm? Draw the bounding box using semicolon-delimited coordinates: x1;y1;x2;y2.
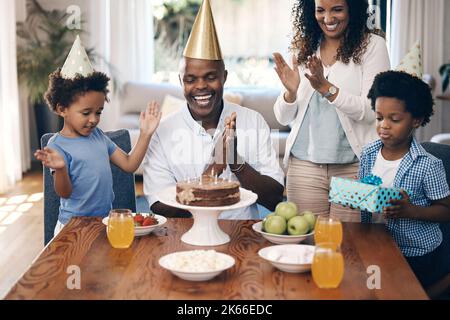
439;64;450;75
443;72;450;93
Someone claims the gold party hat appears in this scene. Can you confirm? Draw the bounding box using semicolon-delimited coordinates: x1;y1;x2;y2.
60;35;94;79
396;40;423;79
183;0;223;60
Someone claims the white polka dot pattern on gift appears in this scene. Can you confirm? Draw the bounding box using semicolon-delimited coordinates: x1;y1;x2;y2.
329;177;402;213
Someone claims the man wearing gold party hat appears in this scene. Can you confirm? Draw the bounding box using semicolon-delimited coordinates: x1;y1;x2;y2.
35;35;161;238
144;0;284;219
358;41;450;298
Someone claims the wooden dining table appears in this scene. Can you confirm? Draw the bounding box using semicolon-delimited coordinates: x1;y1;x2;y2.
5;217;428;300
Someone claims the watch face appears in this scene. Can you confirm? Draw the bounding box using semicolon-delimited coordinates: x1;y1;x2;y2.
329;86;337;94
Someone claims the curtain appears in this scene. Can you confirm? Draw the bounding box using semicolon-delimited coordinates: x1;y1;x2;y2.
88;0;154;131
390;0;445;142
0;0;23;193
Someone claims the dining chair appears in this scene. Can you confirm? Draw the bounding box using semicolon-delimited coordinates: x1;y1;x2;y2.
41;129;137;245
421;142;450;299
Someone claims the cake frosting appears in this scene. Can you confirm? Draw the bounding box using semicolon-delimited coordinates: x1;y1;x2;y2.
176;175;240;207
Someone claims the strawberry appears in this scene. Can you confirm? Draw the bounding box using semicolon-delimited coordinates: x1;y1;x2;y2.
134;213;144;224
142;216;158;227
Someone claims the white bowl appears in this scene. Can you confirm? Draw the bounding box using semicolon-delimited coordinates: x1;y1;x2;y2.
258;244;315;273
159;250;235;281
252;221;314;245
102;213;167;237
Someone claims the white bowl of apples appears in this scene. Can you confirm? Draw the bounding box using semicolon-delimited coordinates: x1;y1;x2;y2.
253;202;315;245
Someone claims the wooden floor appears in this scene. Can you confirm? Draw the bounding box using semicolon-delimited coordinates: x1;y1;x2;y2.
0;167;144;299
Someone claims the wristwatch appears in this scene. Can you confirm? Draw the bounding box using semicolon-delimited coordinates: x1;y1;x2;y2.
322;85;337;98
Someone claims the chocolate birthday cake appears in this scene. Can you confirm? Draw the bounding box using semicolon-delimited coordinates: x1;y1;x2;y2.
176;175;240;207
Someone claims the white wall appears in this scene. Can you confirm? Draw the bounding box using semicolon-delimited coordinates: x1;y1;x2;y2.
212;0;295;58
40;0;91;41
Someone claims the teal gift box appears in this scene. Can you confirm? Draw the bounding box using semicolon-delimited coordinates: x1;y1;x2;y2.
329;177;403;213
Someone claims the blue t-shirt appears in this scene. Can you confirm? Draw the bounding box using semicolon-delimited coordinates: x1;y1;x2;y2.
47;128;117;224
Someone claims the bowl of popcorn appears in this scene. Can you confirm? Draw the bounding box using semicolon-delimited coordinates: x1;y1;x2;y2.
258;244;315;273
158;249;235;281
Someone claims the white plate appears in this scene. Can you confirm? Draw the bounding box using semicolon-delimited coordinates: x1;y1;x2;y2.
252;221;314;245
258;244;315;273
159;250;235;281
102;213;167;237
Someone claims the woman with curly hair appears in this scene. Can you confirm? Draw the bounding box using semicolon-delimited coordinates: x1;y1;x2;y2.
273;0;390;222
34;36;161;237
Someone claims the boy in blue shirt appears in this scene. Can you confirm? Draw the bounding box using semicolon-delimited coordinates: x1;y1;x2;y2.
34;36;161;235
360;70;450;294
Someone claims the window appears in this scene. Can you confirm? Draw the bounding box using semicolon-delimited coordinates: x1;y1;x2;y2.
153;0;391;88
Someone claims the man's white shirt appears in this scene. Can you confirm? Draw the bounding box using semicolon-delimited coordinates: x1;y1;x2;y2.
143;101;285;219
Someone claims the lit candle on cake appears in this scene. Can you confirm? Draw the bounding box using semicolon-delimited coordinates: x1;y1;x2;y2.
199;175;203;185
214;173;218;185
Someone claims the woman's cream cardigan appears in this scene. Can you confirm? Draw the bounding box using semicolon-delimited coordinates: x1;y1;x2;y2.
274;34;391;167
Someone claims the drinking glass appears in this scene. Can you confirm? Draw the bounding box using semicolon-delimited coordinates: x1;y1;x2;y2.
107;209;134;249
311;242;345;289
314;214;343;247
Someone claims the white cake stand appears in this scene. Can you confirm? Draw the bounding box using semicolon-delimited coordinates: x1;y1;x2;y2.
157;186;258;246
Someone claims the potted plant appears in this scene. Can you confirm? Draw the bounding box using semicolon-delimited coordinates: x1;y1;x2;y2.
439;63;450;94
16;0;96;143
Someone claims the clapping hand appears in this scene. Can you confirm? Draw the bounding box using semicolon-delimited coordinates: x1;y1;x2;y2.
140;101;162;137
204;112;238;176
304;55;328;93
224;112;238;165
273;52;300;102
34;147;65;170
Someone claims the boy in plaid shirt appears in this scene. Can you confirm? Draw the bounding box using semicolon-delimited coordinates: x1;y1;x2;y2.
359;71;450;291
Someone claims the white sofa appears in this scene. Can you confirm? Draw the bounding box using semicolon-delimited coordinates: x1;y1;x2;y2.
116;81;289;174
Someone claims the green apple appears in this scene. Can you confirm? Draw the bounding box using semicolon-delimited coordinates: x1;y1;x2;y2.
287;215;309;235
262;212;276;231
264;215;287;235
275;202;298;221
301;211;316;231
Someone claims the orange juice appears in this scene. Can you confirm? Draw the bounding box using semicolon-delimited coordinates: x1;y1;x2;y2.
312;244;345;289
107;214;134;249
314;217;343;246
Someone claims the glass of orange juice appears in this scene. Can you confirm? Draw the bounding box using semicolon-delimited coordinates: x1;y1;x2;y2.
312;242;345;289
314;214;343;247
107;209;134;249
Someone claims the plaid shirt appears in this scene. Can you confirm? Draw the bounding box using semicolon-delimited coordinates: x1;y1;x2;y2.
358;138;450;257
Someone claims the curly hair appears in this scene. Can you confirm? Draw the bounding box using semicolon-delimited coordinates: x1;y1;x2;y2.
290;0;384;65
44;68;110;112
367;71;434;127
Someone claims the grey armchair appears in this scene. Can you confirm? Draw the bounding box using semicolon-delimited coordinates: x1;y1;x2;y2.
41;129;136;245
421;142;450;298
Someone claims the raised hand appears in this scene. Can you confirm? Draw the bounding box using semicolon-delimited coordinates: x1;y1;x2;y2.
34;147;66;170
140;101;162;137
304;55;328;93
273;52;300;102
